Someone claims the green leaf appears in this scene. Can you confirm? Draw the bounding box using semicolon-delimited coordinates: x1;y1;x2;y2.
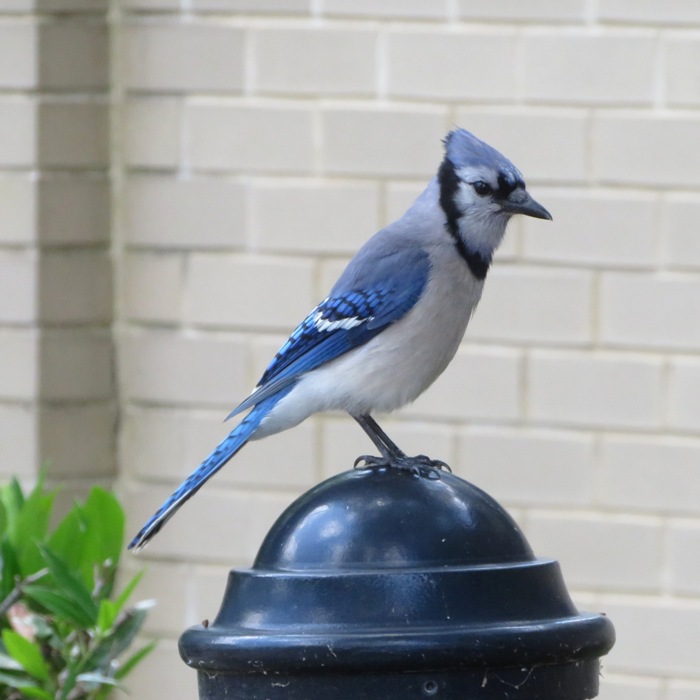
0;669;35;688
89;602;152;673
0;497;7;540
0;538;21;601
0;650;24;671
81;488;124;596
36;543;98;625
47;505;90;584
97;599;117;634
0;478;24;543
18;686;53;700
113;569;146;614
113;640;156;681
24;586;96;629
6;476;56;577
76;671;120;687
1;629;49;682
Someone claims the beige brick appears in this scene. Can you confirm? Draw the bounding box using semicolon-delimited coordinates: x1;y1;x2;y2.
317;257;352;298
38;177;110;247
185;254;315;330
0;21;36;88
37;102;109;169
404;346;521;422
190;565;230;623
0;403;37;474
593;113;700;187
522;188;660;268
36;0;106;9
387;30;517;101
668;521;700;595
320;415;455;477
122;406;317;488
0;329;38;400
457;426;594;507
0;250;37;323
123;97;181;168
123;0;179;7
455;108;588;182
124;639;197;700
40;330;113;400
468;265;592;344
124;23;244;92
527;512;663;592
458;0;586;22
39;250;112;324
120;559;189;636
522;31;655;105
665;195;700;269
250;180;379;255
0;0;33;10
598;0;700;25
124;176;246;250
322;107;447;177
668;681;700;700
254;28;376;96
602;601;700;677
323;0;446;19
600;436;700;515
124;481;297;561
385;181;429;223
187;102;315;173
39;20;109;90
0;176;35;245
41;403;115;478
528;351;663;429
669;358;700;432
249;332;294;382
122;252;184;324
601;273;700;350
665;35;700;106
192;0;310;11
598;675;663;700
120;329;249;405
0;98;36;167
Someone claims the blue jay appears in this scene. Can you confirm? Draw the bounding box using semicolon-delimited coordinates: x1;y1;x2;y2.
129;128;551;550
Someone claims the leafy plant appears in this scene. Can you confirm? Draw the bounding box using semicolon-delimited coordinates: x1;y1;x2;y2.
0;476;154;699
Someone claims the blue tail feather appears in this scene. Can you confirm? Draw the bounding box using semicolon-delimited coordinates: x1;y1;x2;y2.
128;389;290;551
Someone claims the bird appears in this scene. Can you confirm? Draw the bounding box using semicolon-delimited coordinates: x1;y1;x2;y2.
129;128;552;550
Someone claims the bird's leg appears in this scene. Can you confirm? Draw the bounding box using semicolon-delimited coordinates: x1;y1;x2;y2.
352;414;451;477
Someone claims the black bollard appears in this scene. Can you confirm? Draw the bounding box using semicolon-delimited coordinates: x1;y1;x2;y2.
180;467;615;699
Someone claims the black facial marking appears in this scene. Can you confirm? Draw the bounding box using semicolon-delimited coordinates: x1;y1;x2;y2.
495;171;524;200
437;157;491;281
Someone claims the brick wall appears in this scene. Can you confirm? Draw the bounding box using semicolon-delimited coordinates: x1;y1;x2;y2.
0;0;114;501
2;1;700;698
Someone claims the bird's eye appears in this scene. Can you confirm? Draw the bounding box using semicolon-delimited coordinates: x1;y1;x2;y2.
472;181;492;196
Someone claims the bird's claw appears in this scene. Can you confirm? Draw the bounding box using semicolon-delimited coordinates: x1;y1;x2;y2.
354;454;389;469
353;453;451;479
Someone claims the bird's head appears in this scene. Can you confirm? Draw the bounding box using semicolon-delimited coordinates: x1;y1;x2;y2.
438;128;551;259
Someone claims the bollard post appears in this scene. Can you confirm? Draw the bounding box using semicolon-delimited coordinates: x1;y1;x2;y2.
179;467;615;699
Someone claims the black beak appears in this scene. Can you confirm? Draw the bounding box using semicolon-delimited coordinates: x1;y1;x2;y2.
500;189;552;221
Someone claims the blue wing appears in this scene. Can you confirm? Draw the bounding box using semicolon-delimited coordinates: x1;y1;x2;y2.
228;247;430;419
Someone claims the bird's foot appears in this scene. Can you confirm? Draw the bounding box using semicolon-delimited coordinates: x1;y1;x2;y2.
354;454;390;469
354;453;451;479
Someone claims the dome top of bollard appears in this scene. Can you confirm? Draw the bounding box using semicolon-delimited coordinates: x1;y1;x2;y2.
181;466;615;699
254;467;534;571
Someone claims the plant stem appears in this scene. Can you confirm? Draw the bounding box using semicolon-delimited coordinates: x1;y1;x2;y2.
0;568;49;617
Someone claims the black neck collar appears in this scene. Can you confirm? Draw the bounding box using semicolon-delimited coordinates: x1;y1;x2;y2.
437;158;490;281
